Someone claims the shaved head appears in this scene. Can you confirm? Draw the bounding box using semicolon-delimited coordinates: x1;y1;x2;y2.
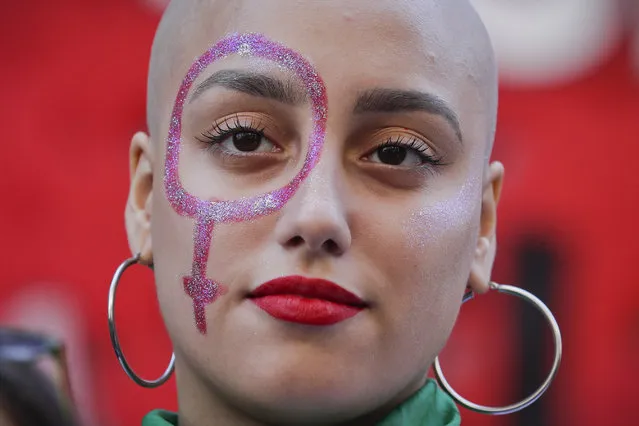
147;0;497;155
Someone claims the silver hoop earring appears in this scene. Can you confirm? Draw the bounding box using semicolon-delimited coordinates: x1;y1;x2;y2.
108;253;175;388
434;282;562;415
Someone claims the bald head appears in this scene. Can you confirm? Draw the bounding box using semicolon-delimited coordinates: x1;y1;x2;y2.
146;0;497;155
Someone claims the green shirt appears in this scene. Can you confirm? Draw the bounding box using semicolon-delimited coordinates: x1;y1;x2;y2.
142;379;460;426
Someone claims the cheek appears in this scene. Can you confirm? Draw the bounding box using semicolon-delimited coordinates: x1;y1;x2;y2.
150;184;278;334
206;216;278;283
152;189;194;276
404;201;480;290
402;179;482;290
401;201;479;320
150;188;199;335
378;184;482;359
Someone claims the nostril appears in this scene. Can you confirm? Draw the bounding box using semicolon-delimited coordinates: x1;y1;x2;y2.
322;239;341;255
288;236;304;247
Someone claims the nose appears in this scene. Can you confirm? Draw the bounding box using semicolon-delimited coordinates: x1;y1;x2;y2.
274;164;351;257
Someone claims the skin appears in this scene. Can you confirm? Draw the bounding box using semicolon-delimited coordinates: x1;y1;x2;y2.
125;0;504;425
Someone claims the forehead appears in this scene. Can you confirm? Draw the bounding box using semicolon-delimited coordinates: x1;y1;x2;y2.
156;0;491;147
180;0;466;85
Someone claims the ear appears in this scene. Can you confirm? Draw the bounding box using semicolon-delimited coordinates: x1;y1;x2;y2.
468;161;504;294
125;132;154;266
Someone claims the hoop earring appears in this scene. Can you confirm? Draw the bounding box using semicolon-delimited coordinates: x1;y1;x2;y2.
108;254;175;388
434;282;562;415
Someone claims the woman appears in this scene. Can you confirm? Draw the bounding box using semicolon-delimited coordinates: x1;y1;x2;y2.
109;0;561;424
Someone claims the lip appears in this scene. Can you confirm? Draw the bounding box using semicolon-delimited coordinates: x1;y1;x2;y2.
247;275;367;326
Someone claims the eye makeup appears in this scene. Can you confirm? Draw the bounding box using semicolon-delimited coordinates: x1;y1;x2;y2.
195;113;281;163
164;33;328;334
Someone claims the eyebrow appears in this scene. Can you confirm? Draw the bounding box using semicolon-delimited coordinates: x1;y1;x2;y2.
189;69;307;105
354;89;463;143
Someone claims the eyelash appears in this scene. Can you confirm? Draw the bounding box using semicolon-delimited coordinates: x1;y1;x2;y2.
374;136;445;166
196;114;266;148
196;117;444;167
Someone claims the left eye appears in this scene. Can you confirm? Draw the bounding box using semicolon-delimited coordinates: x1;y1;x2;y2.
219;131;277;154
368;144;424;166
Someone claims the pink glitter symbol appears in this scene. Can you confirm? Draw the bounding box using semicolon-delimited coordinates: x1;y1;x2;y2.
164;33;328;334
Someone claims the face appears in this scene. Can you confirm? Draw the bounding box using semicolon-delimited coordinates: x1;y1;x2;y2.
127;0;502;423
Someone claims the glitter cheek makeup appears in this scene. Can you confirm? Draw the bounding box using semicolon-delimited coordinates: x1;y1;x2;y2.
164;33;328;334
400;176;482;312
404;176;482;253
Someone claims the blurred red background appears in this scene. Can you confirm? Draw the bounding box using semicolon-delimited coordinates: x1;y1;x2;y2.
1;1;637;425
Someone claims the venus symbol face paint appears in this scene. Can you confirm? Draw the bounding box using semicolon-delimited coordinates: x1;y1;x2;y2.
164;33;328;334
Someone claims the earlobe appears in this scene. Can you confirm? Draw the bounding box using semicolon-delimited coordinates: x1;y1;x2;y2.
125;131;154;265
468;236;491;293
468;161;504;294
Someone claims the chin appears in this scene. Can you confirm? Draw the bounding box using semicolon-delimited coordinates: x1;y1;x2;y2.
225;376;386;426
212;347;404;426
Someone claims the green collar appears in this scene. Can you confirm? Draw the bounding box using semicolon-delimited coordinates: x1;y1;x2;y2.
142;379;460;426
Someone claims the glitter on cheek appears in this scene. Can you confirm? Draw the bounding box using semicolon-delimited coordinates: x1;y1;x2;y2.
399;176;483;309
181;218;227;334
163;33;328;334
403;176;482;252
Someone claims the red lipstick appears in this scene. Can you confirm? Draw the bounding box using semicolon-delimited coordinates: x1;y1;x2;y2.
248;276;366;325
